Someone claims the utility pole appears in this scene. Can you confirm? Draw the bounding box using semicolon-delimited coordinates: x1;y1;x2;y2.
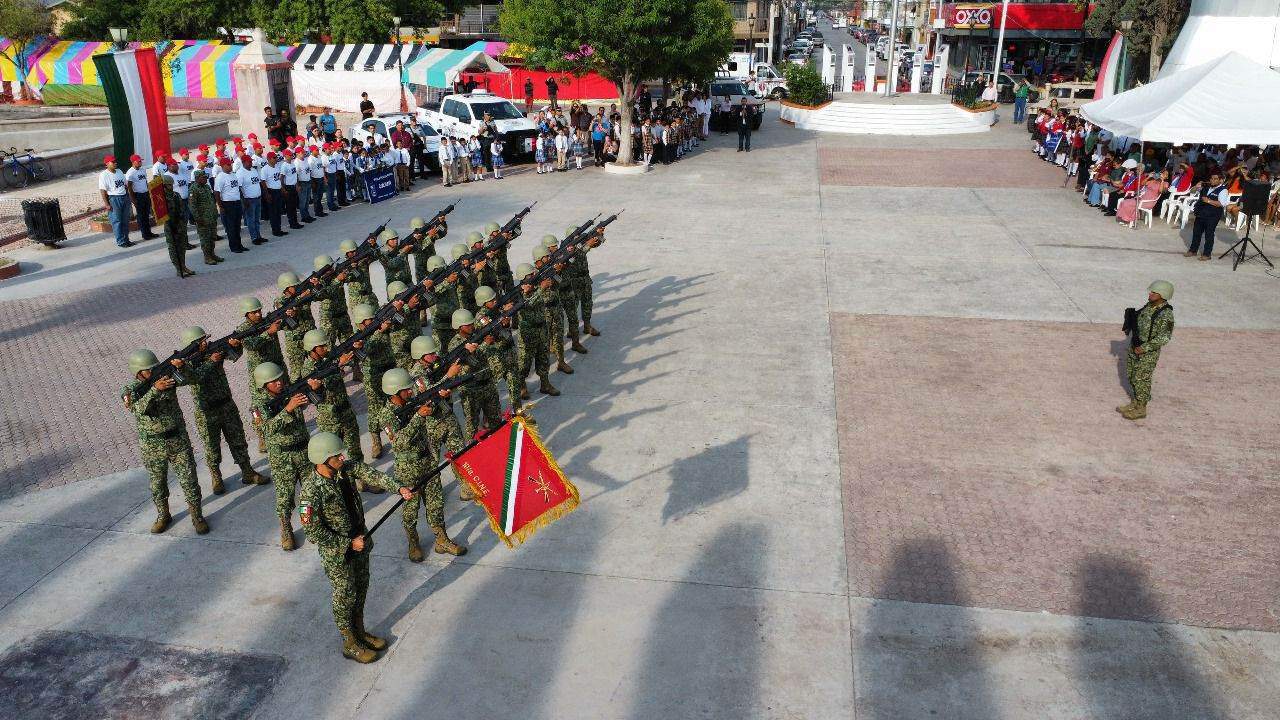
884;0;900;96
990;0;1009;90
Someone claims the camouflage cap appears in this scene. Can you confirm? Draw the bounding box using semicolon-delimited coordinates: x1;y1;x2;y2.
128;348;160;374
307;431;345;465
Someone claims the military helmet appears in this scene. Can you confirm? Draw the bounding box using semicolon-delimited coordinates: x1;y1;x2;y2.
451;308;476;329
160;174;174;186
516;263;535;279
427;255;446;271
338;239;358;253
253;361;285;388
410;334;440;358
180;326;208;346
307;431;345;465
313;254;333;271
303;328;329;352
387;280;409;297
532;245;548;261
277;271;301;290
1148;280;1174;301
450;243;467;260
542;236;558;252
239;296;263;316
474;285;496;305
381;368;413;395
466;230;484;245
485;222;500;234
379;228;398;245
351;303;376;324
128;348;160;374
409;216;427;230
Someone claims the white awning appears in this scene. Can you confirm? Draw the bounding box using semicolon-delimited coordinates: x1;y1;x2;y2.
402;49;508;89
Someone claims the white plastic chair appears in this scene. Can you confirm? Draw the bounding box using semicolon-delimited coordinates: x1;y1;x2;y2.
1162;188;1190;223
1171;192;1200;229
1132;196;1158;229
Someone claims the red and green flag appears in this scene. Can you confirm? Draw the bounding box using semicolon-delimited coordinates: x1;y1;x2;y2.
92;48;171;164
452;416;579;547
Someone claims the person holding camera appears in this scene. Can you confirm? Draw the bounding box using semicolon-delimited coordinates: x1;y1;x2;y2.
1186;172;1229;260
1118;281;1175;421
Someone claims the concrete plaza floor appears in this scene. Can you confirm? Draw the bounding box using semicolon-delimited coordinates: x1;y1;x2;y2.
0;112;1278;719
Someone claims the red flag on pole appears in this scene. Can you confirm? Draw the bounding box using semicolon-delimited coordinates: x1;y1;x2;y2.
452;415;579;547
148;175;169;224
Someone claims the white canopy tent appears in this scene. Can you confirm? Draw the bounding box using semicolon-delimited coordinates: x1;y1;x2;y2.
1160;0;1280;77
1079;52;1280;145
289;43;426;113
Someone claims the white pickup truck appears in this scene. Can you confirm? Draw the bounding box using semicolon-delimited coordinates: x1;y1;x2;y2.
417;90;540;160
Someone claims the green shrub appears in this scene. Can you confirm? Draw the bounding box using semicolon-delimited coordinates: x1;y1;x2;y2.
782;63;829;106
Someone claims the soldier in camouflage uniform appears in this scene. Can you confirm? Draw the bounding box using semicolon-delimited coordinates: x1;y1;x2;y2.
1117;280;1175;421
450;243;480;315
351;303;395;459
378;228;414;295
447;308;503;439
377;369;467;560
237;296;290;452
299;431;413;663
276;271;317;379
572;225;603;336
484;221;515;292
161;175;195;278
301;329;376;485
516;262;560;397
543;234;589;356
338;239;377;314
313;255;353;345
252;361;311;550
427;255;461;350
123;349;208;535
407;216;443;284
189;170;223;265
533;244;573;375
385;280;424;369
474;286;525;412
407;333;471;452
465;231;500;292
178;326;267;492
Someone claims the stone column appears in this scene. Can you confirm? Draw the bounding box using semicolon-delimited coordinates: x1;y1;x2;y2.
232;30;296;137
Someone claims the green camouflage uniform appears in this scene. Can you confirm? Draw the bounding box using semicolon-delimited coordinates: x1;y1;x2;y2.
238;319;290;408
302;354;363;464
380;245;414;294
358;327;397;428
185;358;252;470
375;397;461;531
317;282;353;346
344;263;376;314
495;246;514;293
124;379;200;513
389;304;423;370
431;279;460;350
448;330;502;438
518;285;552;379
567;243;594;328
1126;301;1174;404
411;230;437;284
254;391;311;519
299;462;401;635
188;179;218;258
544;275;567;364
163;185;189;275
456;266;479;314
277;293;316;380
477;307;523;409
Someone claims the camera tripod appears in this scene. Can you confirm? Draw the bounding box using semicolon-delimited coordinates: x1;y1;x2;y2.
1219;213;1273;271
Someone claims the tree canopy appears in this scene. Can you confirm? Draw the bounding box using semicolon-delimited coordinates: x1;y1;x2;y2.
0;0;53;99
1075;0;1191;81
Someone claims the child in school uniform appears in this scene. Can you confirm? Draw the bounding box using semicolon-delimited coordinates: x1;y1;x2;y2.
535;132;548;174
490;138;505;179
469;137;484;181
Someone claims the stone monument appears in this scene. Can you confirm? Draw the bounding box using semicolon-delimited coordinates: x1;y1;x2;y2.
232;29;295;134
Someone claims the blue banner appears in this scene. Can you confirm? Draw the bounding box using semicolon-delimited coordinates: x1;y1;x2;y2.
364;167;398;204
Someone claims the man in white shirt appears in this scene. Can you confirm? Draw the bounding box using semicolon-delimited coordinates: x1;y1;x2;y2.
438;137;455;187
236;155;266;245
262;151;288;238
212;158;246;253
293;148;315;223
322;143;343;211
124;154;159;239
98;154;133;247
280;149;304;228
308;145;329;217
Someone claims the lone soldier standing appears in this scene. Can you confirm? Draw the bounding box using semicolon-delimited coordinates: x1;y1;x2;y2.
300;328;375;485
189;169;223;265
299;431;414;663
567;224;603;336
123;349;208;534
1118;280;1175;421
377;368;467;560
179;326;267;491
161;175;196;278
252;361;311;550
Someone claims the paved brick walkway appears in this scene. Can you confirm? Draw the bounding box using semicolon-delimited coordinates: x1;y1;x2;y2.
0;264;287;497
832;313;1280;631
819;147;1067;188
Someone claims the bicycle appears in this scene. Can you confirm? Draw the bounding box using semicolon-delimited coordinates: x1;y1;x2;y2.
1;146;52;189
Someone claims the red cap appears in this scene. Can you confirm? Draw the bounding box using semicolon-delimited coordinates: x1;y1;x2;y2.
308;145;318;151
177;147;189;155
215;138;226;146
198;144;209;152
103;154;116;164
129;154;142;162
219;157;232;166
154;153;168;162
283;149;294;157
252;142;263;150
247;133;258;140
240;154;251;164
265;151;276;160
268;139;280;146
231;136;242;142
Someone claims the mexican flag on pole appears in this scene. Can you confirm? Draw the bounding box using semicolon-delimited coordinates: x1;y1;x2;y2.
452;416;579;548
92;48;171;164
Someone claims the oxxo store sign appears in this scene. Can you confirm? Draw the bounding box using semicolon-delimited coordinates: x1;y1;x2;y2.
942;3;1092;31
950;4;994;30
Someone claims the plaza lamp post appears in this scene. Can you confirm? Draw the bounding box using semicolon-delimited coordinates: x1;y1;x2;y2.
1118;18;1134;92
109;27;129;52
748;12;757;72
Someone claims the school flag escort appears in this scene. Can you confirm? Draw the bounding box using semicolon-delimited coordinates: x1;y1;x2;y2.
452;415;580;548
92;48;172;164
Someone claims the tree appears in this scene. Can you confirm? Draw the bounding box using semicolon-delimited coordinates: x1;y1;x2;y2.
255;0;442;43
1074;0;1190;82
500;0;734;166
0;0;52;101
59;0;143;42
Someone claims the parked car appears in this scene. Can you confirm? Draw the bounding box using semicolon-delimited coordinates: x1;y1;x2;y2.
350;113;440;171
1035;81;1095;111
786;52;807;66
418;90;540;161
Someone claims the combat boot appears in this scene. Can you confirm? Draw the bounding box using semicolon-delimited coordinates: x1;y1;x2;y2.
182;266;197;277
584;323;600;336
1121;402;1147;420
355;612;387;651
240;464;269;485
1115;401;1136;415
369;431;383;459
280;517;296;551
211;253;225;263
210;466;226;495
406;527;425;563
256;432;267;454
459;482;475;501
151;504;171;534
340;629;378;663
432;525;467;556
189;504;210;535
556;359;574;374
570;332;588;354
539;376;560;396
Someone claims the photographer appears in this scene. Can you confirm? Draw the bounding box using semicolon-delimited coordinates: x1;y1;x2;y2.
1185;172;1229;260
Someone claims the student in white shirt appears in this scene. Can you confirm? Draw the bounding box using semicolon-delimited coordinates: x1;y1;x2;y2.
322;144;341;211
307;146;329;218
554;128;570;172
262;152;288;237
236;155;266;245
123;154;159;239
98;154;133;247
293;149;314;222
279;149;303;227
212;158;246;252
438;137;456;187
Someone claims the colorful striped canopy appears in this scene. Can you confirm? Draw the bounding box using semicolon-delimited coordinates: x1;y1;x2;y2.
403;49;508;88
162;41;243;99
30;41;119;88
288;43;426;72
463;41;509;58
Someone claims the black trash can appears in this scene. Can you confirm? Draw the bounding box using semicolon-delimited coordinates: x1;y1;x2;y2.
21;197;65;246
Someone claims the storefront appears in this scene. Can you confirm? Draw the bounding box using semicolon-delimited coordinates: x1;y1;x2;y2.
938;3;1106;82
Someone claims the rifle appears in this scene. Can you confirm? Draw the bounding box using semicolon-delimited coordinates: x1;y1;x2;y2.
498;202;536;238
127;337;208;401
391;371;475;425
266;360;346;415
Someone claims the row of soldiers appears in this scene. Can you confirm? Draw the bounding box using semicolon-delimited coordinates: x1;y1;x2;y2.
123;212;607;661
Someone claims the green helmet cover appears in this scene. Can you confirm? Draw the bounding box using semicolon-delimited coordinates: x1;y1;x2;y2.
307;432;345;465
451;308;476;329
381;368;413;395
253;361;285;388
303;328;329;352
128;348;160;374
180;326;208;347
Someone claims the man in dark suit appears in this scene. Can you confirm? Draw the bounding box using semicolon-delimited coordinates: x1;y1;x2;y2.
736;100;755;152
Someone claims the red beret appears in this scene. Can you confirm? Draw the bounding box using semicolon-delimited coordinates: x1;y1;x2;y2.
265;151;276;160
103;154;115;164
129;154;142;162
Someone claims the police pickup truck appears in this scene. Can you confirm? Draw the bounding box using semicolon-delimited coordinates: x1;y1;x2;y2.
417;90;540;162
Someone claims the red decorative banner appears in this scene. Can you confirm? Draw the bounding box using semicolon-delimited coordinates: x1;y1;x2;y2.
148;175;169;224
452;415;579;548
